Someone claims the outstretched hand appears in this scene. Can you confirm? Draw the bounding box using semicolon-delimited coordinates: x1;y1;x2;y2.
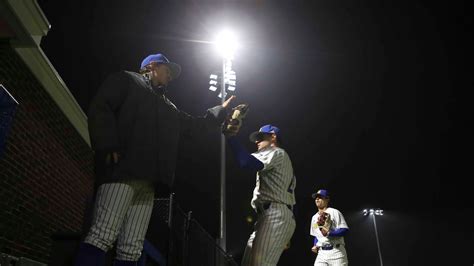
222;95;236;109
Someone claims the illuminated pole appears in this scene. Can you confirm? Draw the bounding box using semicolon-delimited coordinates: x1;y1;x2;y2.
209;30;237;251
219;56;226;251
363;209;384;266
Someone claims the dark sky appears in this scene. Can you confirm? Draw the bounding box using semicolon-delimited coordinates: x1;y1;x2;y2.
38;1;472;265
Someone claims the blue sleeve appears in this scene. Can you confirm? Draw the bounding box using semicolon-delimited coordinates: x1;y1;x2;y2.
328;228;349;237
313;236;318;246
227;137;264;171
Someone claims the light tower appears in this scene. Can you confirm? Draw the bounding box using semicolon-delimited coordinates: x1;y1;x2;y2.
209;30;238;251
363;208;384;266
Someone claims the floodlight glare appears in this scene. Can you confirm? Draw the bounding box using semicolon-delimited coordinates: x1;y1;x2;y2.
210;74;218;80
209;86;217;92
215;30;238;59
210;80;218;85
363;208;384;216
228;86;235;91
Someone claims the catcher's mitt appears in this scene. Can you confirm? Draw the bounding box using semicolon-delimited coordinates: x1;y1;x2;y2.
317;211;332;237
222;104;249;136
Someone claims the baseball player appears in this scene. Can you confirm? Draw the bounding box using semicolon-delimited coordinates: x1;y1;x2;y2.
310;189;349;265
224;123;296;266
74;53;235;266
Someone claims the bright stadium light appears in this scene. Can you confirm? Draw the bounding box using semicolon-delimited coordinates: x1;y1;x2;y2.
215;30;238;59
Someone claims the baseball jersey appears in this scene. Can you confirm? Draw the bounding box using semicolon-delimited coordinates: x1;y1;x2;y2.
250;146;296;209
310;207;348;246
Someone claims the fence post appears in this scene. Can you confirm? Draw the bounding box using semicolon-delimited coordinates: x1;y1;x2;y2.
166;193;175;266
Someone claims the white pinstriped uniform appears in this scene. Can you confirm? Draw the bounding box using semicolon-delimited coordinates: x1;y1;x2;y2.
84;180;154;261
241;146;296;266
310;207;349;266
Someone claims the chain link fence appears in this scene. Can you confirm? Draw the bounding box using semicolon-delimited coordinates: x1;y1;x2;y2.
146;194;238;266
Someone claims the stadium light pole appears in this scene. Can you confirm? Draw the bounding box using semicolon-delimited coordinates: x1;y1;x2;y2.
210;30;238;252
363;208;384;266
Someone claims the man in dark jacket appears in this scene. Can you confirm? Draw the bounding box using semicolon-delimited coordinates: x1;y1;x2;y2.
75;53;235;266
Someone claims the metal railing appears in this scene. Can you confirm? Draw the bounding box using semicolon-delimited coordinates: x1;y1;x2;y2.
150;194;238;266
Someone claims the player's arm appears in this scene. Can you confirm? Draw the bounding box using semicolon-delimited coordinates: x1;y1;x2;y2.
226;136;264;171
177;106;226;137
178;96;235;137
328;210;349;237
310;216;320;253
328;228;349;237
311;237;319;254
88;71;129;153
313;236;319;246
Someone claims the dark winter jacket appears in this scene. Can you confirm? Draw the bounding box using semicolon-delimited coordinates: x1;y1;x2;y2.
88;71;226;188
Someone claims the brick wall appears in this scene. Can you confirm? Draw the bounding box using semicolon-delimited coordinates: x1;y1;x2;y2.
0;43;94;264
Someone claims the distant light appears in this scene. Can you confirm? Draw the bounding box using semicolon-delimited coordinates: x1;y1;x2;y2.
363;208;384;216
215;30;238;59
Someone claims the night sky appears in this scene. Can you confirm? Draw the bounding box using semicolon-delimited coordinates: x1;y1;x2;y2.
37;1;472;265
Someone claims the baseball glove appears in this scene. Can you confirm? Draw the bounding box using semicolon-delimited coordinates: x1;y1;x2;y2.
317;212;332;237
222;103;249;136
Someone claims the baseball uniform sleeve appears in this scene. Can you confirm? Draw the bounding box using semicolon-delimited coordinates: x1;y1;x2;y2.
313;237;318;246
328;228;349;237
333;209;349;229
178;105;227;137
227;137;264;171
252;149;285;171
310;215;318;236
88;71;130;152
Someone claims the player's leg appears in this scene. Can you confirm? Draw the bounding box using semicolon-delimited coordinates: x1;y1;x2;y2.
327;246;348;266
328;258;348;266
241;230;256;266
115;181;155;262
84;182;136;249
250;203;295;266
314;249;330;266
314;258;329;266
76;183;135;266
265;204;295;263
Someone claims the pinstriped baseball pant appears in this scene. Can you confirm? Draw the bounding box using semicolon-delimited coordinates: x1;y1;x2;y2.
314;245;348;266
84;181;154;261
241;202;296;266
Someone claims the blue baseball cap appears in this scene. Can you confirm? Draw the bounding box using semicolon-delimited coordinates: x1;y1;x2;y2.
249;124;282;143
140;53;181;79
312;189;330;199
